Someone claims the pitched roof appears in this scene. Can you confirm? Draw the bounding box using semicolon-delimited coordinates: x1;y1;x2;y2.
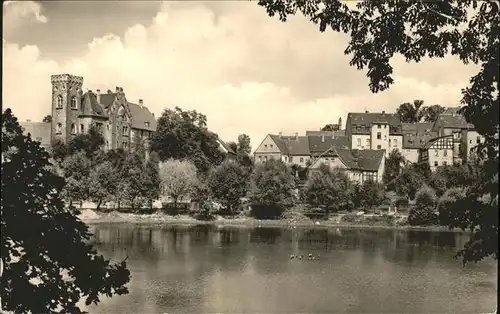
308;135;349;153
403;132;438;149
402;122;434;134
268;134;290;153
19;122;51;147
311;146;384;172
281;135;310;155
80;91;156;131
347;112;402;135
305;130;345;137
422;135;454;149
433;112;474;130
217;139;236;155
127;102;157;131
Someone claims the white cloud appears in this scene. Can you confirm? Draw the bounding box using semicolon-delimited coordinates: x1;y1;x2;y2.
3;1;48;32
2;1;478;151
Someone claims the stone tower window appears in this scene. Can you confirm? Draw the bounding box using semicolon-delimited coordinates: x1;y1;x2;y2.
71;123;76;134
57;95;63;108
56;123;62;134
70;96;77;109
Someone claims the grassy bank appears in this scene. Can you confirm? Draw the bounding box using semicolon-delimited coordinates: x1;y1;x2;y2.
78;209;456;232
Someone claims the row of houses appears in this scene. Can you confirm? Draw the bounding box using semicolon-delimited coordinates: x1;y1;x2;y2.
253;108;488;185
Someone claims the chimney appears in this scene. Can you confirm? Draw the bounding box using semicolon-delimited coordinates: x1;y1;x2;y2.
138;99;144;108
338;117;342;129
365;110;369;113
321;135;325;143
295;132;299;140
278;131;282;138
96;89;101;104
382;110;385;115
107;89;112;94
26;119;31;122
152;113;155;118
115;87;120;93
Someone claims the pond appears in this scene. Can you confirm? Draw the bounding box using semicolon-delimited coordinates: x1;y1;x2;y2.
88;225;497;313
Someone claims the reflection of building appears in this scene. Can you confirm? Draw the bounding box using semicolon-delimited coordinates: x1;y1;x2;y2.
419;135;454;171
309;147;385;184
345;111;403;157
50;74;156;152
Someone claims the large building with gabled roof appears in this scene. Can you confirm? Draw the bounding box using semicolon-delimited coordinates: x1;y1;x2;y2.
50;74;156;151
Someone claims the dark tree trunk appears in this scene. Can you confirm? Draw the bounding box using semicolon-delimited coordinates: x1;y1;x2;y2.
96;199;102;210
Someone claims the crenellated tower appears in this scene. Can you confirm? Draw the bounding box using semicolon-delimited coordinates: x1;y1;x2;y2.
50;74;83;144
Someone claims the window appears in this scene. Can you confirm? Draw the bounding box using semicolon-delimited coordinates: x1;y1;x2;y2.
123;142;128;149
384;125;387;129
434;161;439;167
377;145;382;149
264;144;268;149
476;136;481;144
393;138;398;147
377;124;381;129
122;126;128;135
409;139;414;144
70;96;77;109
106;141;109;148
95;123;103;133
443;161;448;166
145;122;150;127
384;135;387;141
270;144;274;148
71;124;76;134
80;124;84;133
434;149;439;157
357;138;361;146
443;150;447;156
264;156;268;161
300;157;304;163
56;123;62;134
107;124;110;130
56;95;63;108
289;156;294;163
258;156;262;160
366;139;370;147
284;156;288;162
377;132;381;140
469;140;472;144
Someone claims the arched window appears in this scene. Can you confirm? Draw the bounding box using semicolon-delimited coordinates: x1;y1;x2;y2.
57;123;62;133
71;123;76;134
57;95;63;108
71;96;77;109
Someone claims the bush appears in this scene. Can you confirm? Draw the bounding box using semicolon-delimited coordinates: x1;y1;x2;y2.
408;186;438;226
437;187;467;226
340;213;361;223
365;214;395;226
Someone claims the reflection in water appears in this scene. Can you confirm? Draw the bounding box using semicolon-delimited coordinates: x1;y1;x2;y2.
88;225;497;313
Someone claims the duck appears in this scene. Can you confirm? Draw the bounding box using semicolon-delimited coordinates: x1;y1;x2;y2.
290;254;295;260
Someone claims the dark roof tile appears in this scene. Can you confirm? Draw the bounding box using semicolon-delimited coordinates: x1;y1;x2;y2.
308;135;349;153
402;131;438;149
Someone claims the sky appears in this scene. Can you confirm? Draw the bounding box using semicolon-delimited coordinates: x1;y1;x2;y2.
3;1;479;150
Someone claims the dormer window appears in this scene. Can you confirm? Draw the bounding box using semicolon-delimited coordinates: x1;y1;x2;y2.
70;96;77;109
57;95;63;108
145;122;150;127
71;124;76;134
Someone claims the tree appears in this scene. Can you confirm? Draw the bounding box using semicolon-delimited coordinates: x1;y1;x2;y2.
42;114;52;123
150;107;225;174
116;152;150;210
305;164;351;214
1;109;130;313
437;187;467;226
419;105;445;122
396;100;424;123
408;186;438;226
60;151;92;207
237;134;252;156
257;0;498;264
321;124;340;131
383;149;405;186
250;159;295;218
68;125;105;158
208;160;248;213
158;159;198;208
88;159;116;210
142;151;161;210
359;179;386;210
392;167;426;201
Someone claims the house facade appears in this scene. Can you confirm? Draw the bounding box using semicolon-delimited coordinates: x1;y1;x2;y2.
50;74;156;152
432;107;475;164
401;122;437;164
345;111;403;157
419;135;454;171
309;147;385;184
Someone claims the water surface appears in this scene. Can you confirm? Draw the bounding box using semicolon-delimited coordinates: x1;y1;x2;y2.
88;225;497;313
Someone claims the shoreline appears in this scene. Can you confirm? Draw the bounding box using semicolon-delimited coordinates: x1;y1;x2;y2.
78;209;461;233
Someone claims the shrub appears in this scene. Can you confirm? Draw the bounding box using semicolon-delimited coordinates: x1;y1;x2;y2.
341;213;361;223
408;186;438;226
250;204;285;219
437;187;467;226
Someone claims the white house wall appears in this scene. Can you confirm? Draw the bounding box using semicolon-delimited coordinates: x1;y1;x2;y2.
254;135;283;162
351;134;371;150
402;148;419;164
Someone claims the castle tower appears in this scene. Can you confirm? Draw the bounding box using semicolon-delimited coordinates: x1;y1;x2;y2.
50;74;83;144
